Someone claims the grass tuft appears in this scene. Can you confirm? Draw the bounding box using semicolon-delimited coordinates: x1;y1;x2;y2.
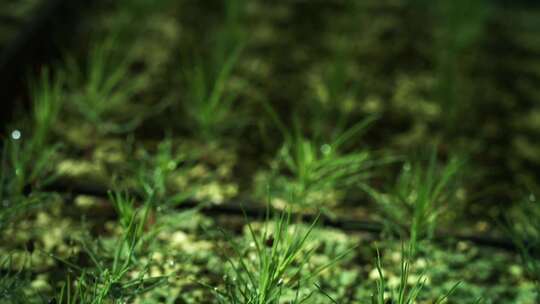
260;104;380;210
214;203;351;303
182;44;243;140
371;243;460;304
365;151;463;254
135;138;195;207
51;190;166;303
65;38;144;134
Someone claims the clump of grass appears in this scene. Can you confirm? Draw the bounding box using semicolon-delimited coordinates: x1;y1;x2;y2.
365;151;463;253
50;190;167;303
65;38;145;134
135;138;195;207
180;0;246;140
1;68;63;197
213;207;350;303
0;68;63;233
181;44;243;140
259;105;379;210
371;244;460;304
29;67;64;150
1;130;59;197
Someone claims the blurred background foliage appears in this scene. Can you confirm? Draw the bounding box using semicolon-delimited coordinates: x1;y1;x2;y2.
1;0;539;224
3;0;540;220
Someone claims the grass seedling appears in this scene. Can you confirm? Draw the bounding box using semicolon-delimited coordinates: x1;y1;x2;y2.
50;190;167;303
262;102;379;209
136;139;194;207
65;38;144;134
371;243;459;304
29;67;64;150
180;0;246;140
1;129;59;197
365;151;463;254
182;44;243;140
0;67;64;196
0;68;63;231
214;205;351;303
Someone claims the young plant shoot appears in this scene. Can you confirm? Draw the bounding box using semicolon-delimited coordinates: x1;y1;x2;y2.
365;152;463;254
260;102;378;210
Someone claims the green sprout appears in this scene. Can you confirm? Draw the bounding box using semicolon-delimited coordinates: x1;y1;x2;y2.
51;190;166;304
182;44;243;140
180;0;246;140
1;130;59;197
214;207;350;304
136;139;194;207
1;68;63;197
0;68;63;233
65;38;145;134
30;67;64;150
260;103;378;210
371;244;460;304
365;152;463;254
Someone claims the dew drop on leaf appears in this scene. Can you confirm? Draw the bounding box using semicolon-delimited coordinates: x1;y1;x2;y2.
320;144;332;155
11;130;21;140
403;163;411;172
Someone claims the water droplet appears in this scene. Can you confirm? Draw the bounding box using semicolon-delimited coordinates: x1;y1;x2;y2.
169;260;175;267
403;163;411;172
529;193;536;202
11;130;21;140
167;161;176;170
320;144;332;155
